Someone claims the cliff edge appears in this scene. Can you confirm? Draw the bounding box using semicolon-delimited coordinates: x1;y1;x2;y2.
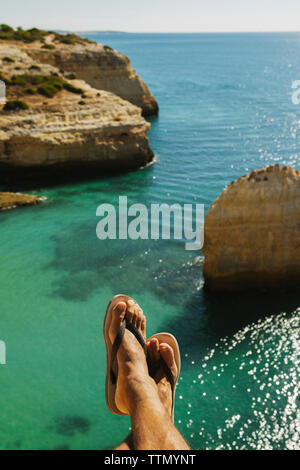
0;42;154;179
203;165;300;292
24;38;159;117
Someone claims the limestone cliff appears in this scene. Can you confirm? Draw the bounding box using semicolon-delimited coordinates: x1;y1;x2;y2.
0;45;154;178
203;165;300;292
21;34;158;117
0;192;44;211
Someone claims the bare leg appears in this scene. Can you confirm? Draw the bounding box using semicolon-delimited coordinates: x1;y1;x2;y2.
114;434;134;451
115;337;182;450
110;300;190;451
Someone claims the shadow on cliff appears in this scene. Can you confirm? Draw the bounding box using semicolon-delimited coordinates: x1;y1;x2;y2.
0;164;153;192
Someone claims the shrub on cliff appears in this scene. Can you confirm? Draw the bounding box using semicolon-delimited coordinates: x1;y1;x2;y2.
38;83;61;98
0;72;8;83
0;25;48;42
103;45;113;51
9;74;45;86
53;32;95;45
2;57;15;63
3;100;29;111
63;82;83;94
42;44;55;50
0;24;14;33
65;73;76;80
7;74;83;98
0;24;95;45
29;65;41;71
16;27;48;42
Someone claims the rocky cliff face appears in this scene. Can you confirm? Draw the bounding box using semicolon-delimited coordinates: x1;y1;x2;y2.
203;165;300;292
0;44;154;179
0;192;44;211
22;35;158;117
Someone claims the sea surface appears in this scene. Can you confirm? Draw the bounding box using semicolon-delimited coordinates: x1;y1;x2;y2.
0;33;299;450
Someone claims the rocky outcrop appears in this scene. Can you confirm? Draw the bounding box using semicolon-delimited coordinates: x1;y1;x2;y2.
0;45;154;178
22;35;158;117
203;165;300;292
0;192;44;211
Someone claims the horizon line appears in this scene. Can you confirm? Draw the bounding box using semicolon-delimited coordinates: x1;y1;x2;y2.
68;29;300;35
5;24;300;35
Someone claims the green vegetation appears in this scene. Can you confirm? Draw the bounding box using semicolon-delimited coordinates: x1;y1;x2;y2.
6;73;83;98
0;24;95;45
103;45;113;51
0;24;14;33
53;32;95;45
63;82;83;94
25;88;36;95
54;33;77;45
3;100;29;111
29;65;41;71
37;84;58;98
42;44;55;50
65;73;76;80
78;100;86;105
0;25;48;42
2;56;15;63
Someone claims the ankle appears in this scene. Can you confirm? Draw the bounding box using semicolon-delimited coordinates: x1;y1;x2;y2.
125;375;160;411
126;374;156;396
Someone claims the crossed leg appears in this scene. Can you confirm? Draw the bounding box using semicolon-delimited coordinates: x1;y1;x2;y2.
109;300;190;451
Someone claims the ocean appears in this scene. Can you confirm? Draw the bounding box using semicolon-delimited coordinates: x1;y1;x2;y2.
0;32;299;450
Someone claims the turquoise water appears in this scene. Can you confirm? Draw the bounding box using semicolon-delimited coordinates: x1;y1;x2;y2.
0;33;299;450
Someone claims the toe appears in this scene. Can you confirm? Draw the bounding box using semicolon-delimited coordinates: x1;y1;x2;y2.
126;300;145;334
141;315;146;337
109;301;126;343
159;343;177;378
150;337;160;362
112;301;126;322
135;306;143;330
126;299;135;323
146;340;155;364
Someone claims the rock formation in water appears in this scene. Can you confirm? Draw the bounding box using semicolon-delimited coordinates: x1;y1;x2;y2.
0;192;44;211
0;43;154;178
20;33;158;117
203;165;300;292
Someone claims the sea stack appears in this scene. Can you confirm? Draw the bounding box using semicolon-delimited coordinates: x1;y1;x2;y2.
203;165;300;292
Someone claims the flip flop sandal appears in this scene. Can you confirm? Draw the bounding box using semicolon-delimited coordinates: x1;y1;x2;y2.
147;333;181;422
103;294;149;415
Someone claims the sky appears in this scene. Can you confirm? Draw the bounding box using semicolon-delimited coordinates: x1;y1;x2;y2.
1;0;300;33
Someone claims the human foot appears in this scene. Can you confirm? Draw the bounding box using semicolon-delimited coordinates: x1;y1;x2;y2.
146;337;178;418
108;297;154;414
